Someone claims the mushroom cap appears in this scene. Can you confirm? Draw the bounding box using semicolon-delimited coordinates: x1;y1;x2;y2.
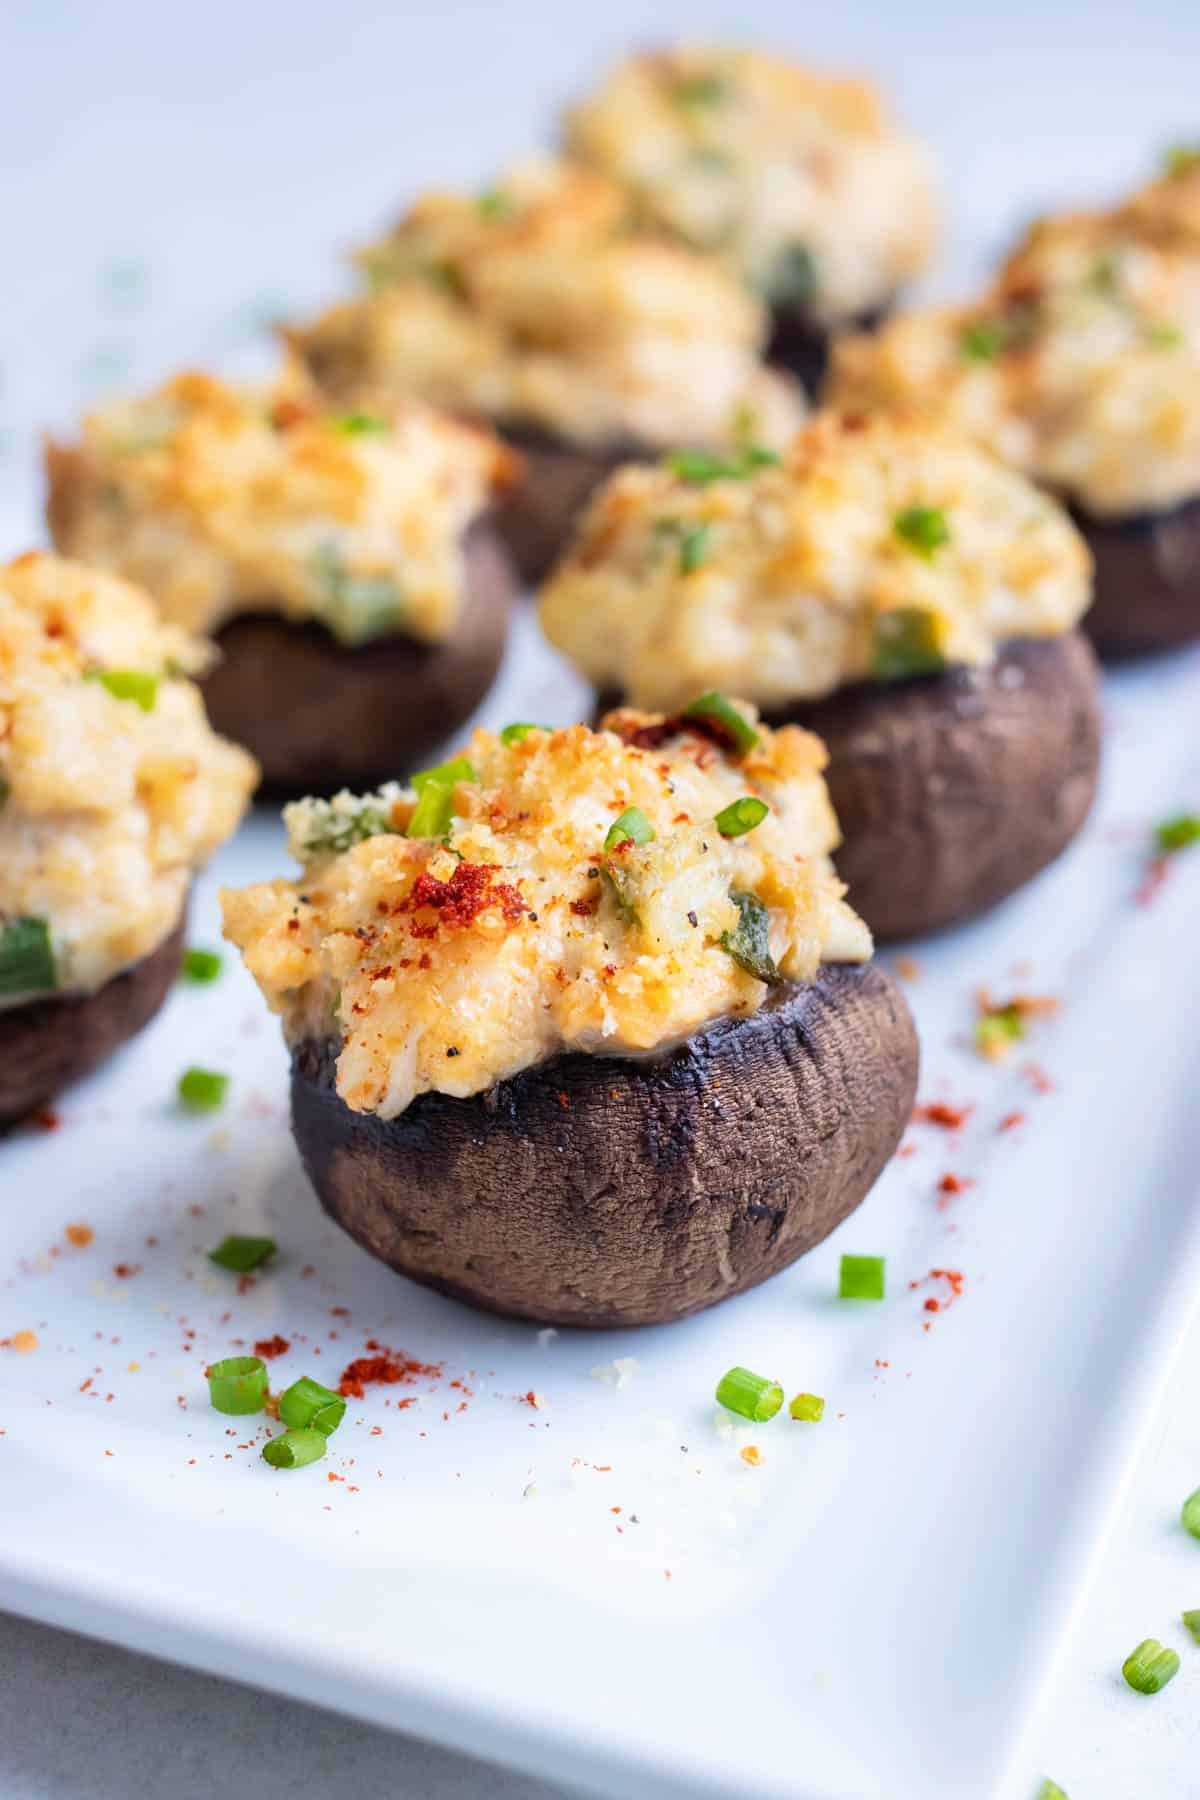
782;631;1101;942
0;910;186;1128
491;427;646;588
290;960;918;1328
1073;498;1200;660
200;523;515;796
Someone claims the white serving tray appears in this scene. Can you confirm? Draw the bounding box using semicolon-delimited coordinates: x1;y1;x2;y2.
3;608;1200;1800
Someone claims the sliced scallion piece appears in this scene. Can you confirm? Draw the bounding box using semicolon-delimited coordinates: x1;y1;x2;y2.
716;1366;784;1422
181;947;223;984
262;1427;328;1470
604;806;654;851
1036;1783;1069;1800
714;795;768;837
407;756;476;839
1157;814;1200;853
0;916;56;997
893;505;951;559
1164;143;1200;178
178;1067;229;1113
206;1355;268;1416
764;241;817;308
499;722;551;745
678;522;711;575
872;608;949;680
208;1234;276;1273
788;1392;825;1422
719;890;781;985
477;187;514;218
279;1375;347;1435
839;1254;886;1300
672;72;730;108
960;319;1005;362
1182;1610;1200;1646
1122;1638;1180;1695
1181;1485;1200;1538
665;446;779;485
683;691;759;754
88;668;160;711
331;412;389;436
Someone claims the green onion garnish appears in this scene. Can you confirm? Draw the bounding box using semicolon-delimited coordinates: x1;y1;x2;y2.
331;412;389;436
839;1254;886;1301
1164;143;1200;178
477;187;514;218
672;72;730;108
279;1375;347;1436
0;916;56;997
960;319;1006;362
1181;1486;1200;1537
1156;814;1200;853
499;722;550;745
262;1427;328;1470
763;241;817;308
683;691;759;754
178;1067;229;1114
894;506;951;559
206;1355;268;1416
88;668;160;711
181;947;223;984
604;806;655;851
665;446;779;485
1182;1610;1200;1645
1036;1783;1069;1800
208;1234;277;1273
720;889;781;985
1148;322;1185;350
788;1392;825;1423
872;608;949;680
1122;1638;1180;1695
714;796;768;837
715;1366;784;1422
975;1006;1024;1057
678;522;711;575
407;756;476;839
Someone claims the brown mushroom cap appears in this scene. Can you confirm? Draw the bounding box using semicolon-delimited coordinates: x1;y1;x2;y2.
1072;498;1200;660
199;523;516;796
0;911;186;1129
290;961;917;1328
781;631;1101;942
492;427;649;588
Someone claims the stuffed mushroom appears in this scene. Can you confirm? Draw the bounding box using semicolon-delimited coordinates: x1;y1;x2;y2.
0;553;257;1126
564;46;938;390
829;153;1200;659
46;370;519;793
221;714;917;1327
539;413;1101;943
285;159;805;585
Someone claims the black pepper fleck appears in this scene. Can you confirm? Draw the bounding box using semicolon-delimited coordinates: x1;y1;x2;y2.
446;1047;461;1057
687;910;698;928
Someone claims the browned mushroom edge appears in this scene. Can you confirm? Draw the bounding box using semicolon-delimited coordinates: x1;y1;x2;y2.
492;427;654;589
770;300;890;394
597;631;1101;944
199;523;517;798
290;961;918;1329
1070;497;1200;660
0;911;187;1130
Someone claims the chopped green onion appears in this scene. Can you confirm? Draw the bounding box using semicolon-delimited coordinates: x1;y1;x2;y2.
788;1392;825;1423
208;1234;277;1273
331;412;389;436
88;668;159;711
1036;1783;1069;1800
665;446;779;485
499;722;550;745
960;319;1006;362
178;1067;229;1114
262;1427;328;1470
714;795;768;837
1086;251;1121;296
1182;1610;1200;1645
764;241;817;308
598;860;639;924
975;1006;1024;1056
839;1254;886;1301
206;1355;268;1416
1156;813;1200;853
407;756;476;839
872;608;949;680
683;691;759;754
1181;1486;1200;1537
1148;322;1185;349
1122;1638;1180;1695
1164;143;1200;178
678;522;711;574
604;806;655;851
0;916;56;997
720;889;781;985
477;187;514;218
181;947;223;984
715;1366;784;1422
279;1375;347;1435
894;506;951;559
308;543;406;645
672;72;730;108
